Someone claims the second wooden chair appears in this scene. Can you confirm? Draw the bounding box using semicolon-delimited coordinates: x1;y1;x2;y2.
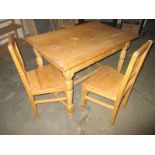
8;33;67;118
81;40;153;125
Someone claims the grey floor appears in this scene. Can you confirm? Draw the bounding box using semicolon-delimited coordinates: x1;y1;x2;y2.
0;32;155;135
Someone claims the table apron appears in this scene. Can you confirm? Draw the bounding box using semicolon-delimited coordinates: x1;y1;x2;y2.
68;43;125;74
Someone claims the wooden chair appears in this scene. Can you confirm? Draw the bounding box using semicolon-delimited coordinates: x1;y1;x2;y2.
81;40;153;125
8;33;67;118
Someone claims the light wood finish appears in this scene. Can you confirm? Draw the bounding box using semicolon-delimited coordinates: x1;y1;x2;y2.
35;97;66;104
117;42;130;72
26;22;137;117
83;65;123;101
26;65;65;95
26;22;137;72
85;96;114;110
74;66;102;85
8;33;67;118
33;48;43;67
82;40;153;125
53;93;67;106
63;71;74;118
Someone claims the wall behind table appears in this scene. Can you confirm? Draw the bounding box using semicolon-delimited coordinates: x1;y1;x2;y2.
0;19;29;45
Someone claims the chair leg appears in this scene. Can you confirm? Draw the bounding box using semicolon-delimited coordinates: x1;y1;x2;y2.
122;88;132;109
111;101;120;125
81;86;88;112
29;95;39;118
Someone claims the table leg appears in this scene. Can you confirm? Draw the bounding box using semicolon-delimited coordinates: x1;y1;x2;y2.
63;71;75;119
117;42;130;72
33;48;43;67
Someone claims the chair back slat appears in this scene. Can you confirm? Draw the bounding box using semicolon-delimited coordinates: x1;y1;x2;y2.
8;33;30;89
117;40;153;101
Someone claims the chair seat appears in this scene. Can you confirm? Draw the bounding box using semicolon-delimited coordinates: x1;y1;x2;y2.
83;65;124;101
27;65;65;95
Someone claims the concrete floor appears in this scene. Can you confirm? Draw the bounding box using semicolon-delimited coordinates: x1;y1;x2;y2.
0;33;155;135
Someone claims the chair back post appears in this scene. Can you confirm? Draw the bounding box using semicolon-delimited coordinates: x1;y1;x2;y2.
116;40;153;102
8;33;31;92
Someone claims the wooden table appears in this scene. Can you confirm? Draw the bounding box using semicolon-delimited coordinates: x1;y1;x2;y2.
26;22;137;118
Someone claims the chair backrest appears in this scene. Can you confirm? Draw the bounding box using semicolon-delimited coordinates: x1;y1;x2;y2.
8;33;30;90
116;40;153;101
